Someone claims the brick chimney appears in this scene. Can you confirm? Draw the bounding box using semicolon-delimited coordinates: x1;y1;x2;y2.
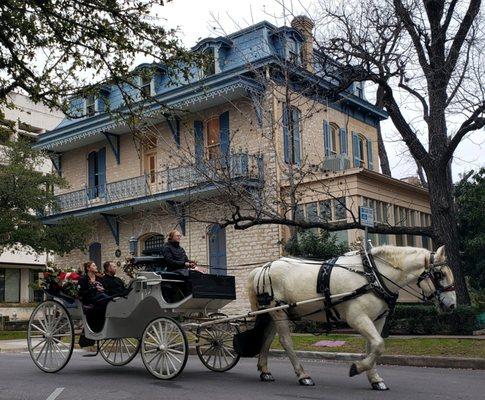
291;15;315;73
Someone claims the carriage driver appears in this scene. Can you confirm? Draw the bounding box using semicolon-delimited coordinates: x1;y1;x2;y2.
162;230;202;275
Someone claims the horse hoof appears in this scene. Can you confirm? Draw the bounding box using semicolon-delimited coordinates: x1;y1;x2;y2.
349;363;359;377
372;382;389;391
299;377;315;386
260;373;275;382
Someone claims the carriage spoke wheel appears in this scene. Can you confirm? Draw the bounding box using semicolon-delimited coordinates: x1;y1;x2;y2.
99;338;140;366
141;317;188;379
28;300;74;373
196;314;240;372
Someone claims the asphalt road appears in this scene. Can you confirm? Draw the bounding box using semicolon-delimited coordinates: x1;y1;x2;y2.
0;351;483;400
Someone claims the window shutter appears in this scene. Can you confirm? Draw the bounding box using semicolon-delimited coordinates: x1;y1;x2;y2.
194;120;204;164
282;104;290;163
366;138;374;170
219;111;230;164
292;108;301;165
339;128;348;155
352;132;361;167
97;147;106;197
87;151;97;199
323;120;331;156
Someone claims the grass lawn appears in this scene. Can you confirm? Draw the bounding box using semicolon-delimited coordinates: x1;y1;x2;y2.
271;334;485;358
0;331;27;340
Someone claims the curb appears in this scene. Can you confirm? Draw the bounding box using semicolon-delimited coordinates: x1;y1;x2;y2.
268;349;485;370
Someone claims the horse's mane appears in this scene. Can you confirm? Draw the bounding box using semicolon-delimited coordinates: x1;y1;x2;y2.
371;245;429;270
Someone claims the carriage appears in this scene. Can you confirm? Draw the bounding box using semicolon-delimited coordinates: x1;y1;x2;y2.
27;256;241;379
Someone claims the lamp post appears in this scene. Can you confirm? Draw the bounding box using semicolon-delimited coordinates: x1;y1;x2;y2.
129;236;138;256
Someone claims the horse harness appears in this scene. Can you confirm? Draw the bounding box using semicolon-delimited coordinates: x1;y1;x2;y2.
416;252;455;300
316;250;398;327
255;249;399;330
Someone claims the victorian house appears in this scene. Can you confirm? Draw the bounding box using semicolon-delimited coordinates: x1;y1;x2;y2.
34;17;431;309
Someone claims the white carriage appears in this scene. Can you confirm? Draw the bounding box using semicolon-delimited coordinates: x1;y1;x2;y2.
27;260;240;380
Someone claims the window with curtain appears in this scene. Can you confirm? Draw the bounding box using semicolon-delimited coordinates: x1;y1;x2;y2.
206;117;220;160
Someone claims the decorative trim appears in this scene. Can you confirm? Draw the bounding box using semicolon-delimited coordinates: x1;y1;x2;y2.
101;213;120;246
103;131;120;164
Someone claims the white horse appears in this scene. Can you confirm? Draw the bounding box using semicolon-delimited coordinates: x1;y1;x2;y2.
247;245;456;390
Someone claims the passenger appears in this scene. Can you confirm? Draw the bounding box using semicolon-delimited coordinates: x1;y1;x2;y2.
78;261;109;334
100;261;126;297
78;261;109;305
162;230;200;276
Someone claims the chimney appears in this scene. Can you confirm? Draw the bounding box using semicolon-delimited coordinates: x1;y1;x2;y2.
291;15;315;73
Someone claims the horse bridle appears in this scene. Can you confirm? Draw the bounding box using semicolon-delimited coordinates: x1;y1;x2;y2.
416;252;455;301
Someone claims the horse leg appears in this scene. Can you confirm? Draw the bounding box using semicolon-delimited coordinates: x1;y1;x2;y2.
272;310;315;386
364;317;389;390
347;314;385;384
258;319;276;382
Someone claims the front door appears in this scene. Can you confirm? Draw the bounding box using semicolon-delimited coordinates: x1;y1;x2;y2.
208;225;227;275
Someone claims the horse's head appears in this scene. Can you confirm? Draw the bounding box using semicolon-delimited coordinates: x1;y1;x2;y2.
417;246;457;312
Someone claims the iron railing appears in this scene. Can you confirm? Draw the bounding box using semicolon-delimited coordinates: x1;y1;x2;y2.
321;154;351;171
49;153;263;215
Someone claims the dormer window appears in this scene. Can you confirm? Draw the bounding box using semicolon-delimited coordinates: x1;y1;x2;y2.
85;94;96;116
139;75;153;97
202;48;216;77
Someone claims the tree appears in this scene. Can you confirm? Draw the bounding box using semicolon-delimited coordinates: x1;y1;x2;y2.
0;0;197;112
311;0;485;304
455;169;485;290
0;129;93;255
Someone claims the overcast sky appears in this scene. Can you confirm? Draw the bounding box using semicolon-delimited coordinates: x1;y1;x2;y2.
159;0;485;181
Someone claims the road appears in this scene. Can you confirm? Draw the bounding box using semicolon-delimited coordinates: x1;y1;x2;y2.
0;351;483;400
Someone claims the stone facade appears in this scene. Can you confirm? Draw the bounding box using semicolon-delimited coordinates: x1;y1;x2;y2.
39;19;432;313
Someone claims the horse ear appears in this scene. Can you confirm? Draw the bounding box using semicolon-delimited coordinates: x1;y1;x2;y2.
435;245;446;262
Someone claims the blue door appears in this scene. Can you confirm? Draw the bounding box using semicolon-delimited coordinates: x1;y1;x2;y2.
208;225;227;275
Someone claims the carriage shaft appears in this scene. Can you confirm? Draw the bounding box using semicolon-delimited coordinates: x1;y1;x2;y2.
193;290;357;328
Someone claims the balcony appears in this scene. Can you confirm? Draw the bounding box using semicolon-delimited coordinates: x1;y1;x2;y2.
321;154;351;172
45;153;263;219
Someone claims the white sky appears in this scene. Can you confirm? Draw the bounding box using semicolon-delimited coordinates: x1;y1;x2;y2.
159;0;485;181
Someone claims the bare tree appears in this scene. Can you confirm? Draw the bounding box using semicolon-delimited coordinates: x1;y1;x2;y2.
311;0;485;304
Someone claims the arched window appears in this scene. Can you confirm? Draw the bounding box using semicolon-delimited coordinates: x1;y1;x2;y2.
142;234;165;256
88;242;102;271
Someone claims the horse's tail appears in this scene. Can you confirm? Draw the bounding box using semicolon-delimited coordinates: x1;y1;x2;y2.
247;261;272;311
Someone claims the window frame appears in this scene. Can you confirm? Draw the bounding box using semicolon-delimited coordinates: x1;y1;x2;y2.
84;94;96;117
205;116;220;160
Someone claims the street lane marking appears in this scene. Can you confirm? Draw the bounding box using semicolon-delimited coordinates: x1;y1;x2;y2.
46;387;65;400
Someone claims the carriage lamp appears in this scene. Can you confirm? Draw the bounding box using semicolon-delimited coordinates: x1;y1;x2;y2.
129;236;138;255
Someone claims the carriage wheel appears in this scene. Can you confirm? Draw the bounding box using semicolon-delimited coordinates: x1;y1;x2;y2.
196;313;240;372
28;300;74;373
99;338;140;366
140;317;188;379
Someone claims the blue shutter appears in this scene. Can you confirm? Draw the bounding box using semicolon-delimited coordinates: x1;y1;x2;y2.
96;97;104;113
194;120;204;165
352;132;361;167
366;138;374;170
292;108;301;165
97;147;106;198
219;111;230;165
282;104;290;163
323;120;331;156
339;128;348;155
87;151;97;199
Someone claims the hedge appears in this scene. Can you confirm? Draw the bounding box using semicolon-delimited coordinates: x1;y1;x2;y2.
291;304;480;335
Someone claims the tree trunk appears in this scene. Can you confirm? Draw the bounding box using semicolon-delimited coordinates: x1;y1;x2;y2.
427;169;470;305
375;86;392;176
377;124;392;176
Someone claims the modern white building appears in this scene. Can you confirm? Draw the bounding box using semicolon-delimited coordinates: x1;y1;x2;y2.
1;93;63;318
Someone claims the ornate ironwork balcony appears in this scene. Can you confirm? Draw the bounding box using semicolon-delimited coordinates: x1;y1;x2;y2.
321;154;351;171
48;153;263;216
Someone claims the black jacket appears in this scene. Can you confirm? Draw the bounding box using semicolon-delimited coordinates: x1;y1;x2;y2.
100;274;126;296
78;275;105;305
162;241;189;271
